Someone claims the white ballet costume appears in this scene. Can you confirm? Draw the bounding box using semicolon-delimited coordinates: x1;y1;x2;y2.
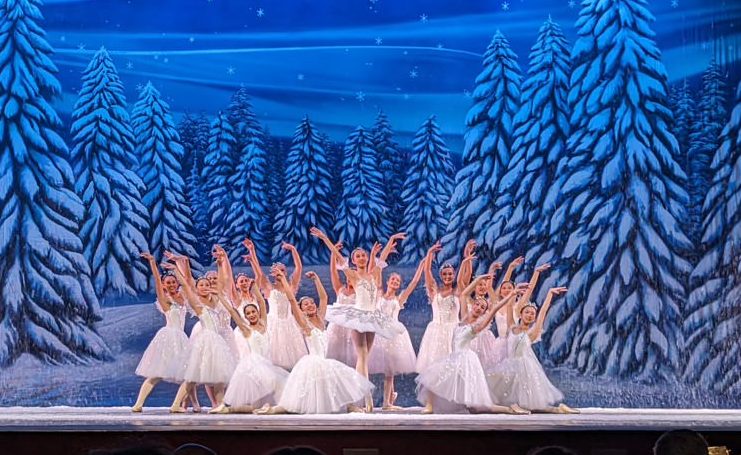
415;293;460;373
486;329;563;410
181;306;237;385
135;300;189;382
416;324;493;410
368;297;416;376
277;328;375;414
266;289;308;369
233;297;258;359
224;329;289;408
325;278;403;339
469;307;509;372
325;292;357;367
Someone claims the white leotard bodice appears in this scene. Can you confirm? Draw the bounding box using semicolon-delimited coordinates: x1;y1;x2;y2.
199;306;220;332
162;300;186;331
379;296;401;321
453;325;476;352
336;292;355;306
268;289;292;319
305;328;328;357
247;329;270;357
433;293;460;324
354;278;378;312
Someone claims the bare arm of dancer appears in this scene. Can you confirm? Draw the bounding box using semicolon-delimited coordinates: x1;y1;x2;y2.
423;242;441;300
379;232;406;263
251;280;268;325
458;254;478;320
213;245;238;306
274;270;309;334
398;256;428;307
141;252;171;312
212;281;251;337
457;239;477;290
164;251;195;289
329;242;345;294
162;262;202;316
473;283;525;334
370;241;383;286
310;227;359;284
501;256;524;283
243;237;272;294
282;242;303;294
529;287;567;341
306;271;328;322
516;263;551;314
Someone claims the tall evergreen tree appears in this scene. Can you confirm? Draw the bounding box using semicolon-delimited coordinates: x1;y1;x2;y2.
441;31;522;267
372;111;406;234
178;113;209;181
684;80;741;393
668;80;696;172
273;117;334;263
335;126;391;248
399;116;455;264
487;18;570;280
202;113;236;245
687;61;728;243
182;113;212;262
0;0;109;364
131;83;198;265
319;131;343;214
542;0;692;380
265;131;289;254
69;48;149;297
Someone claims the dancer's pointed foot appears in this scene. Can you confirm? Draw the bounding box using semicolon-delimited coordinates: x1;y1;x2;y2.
391;392;398;406
421;403;433;415
131;405;143;413
364;397;374;413
508;405;530;415
169;406;186;414
191;405;202;414
557;403;579;414
208;404;229;414
254;406;286;415
381;405;404;411
348;404;366;413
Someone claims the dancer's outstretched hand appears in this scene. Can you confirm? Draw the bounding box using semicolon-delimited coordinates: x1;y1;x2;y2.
464;239;477;257
535;263;551;273
548;286;568;296
509;256;525;268
305;271;319;281
140;252;154;261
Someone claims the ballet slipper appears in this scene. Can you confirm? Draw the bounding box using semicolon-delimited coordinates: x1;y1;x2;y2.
254;406;286;415
131;406;143;413
191;405;202;414
169;406;186;414
364;396;374;414
391;392;398;406
508;405;530;415
421;403;434;415
347;404;366;413
381;405;403;411
208;404;229;414
557;403;579;414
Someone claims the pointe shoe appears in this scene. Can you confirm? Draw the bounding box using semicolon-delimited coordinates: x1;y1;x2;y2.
131;405;143;413
208;404;229;414
558;403;579;414
421;404;433;415
391;392;398;406
169;406;186;414
347;404;366;413
191;406;202;414
508;405;530;415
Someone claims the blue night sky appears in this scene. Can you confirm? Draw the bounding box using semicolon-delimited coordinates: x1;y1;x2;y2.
43;0;741;150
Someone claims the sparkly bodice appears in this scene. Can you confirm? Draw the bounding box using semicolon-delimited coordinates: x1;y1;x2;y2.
378;297;400;321
336;292;355;306
495;312;508;337
452;325;476;352
164;302;186;331
247;329;270;357
508;331;537;357
433;294;460;324
354;278;378;311
236;296;255;317
199;306;220;332
268;289;291;319
306;328;328;357
214;303;231;333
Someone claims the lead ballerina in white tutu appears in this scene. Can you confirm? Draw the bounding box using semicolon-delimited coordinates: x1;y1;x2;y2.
310;228;405;412
326;242;357;367
368;252;426;410
256;270;374;414
243;238;308;369
131;252;193;413
486;286;578;414
416;275;528;415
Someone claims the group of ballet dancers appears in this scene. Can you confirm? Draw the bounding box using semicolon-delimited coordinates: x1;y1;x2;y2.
131;228;578;415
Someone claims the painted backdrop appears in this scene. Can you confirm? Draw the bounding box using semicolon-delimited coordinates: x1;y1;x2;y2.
0;0;740;408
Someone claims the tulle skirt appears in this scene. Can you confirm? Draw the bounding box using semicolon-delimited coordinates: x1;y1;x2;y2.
416;349;493;409
267;314;308;369
326;322;357;367
135;326;189;382
224;354;289;407
325;305;404;339
278;354;375;414
415;321;457;373
368;326;416;376
470;330;507;372
233;327;251;360
486;352;563;409
181;330;236;385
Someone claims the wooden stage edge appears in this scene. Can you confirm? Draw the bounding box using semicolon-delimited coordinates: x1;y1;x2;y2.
1;407;740;432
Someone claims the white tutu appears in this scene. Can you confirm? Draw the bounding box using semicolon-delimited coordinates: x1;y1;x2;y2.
325;306;404;339
224;353;289;407
470;328;507;372
416;326;493;409
368;297;416;376
135;326;189;382
326;293;357;367
267;290;308;369
278;328;374;414
415;293;459;373
486;332;563;409
181;308;237;384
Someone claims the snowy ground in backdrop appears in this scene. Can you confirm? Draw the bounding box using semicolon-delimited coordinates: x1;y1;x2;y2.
1;267;738;409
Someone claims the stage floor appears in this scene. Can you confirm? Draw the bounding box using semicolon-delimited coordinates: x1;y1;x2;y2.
1;407;740;432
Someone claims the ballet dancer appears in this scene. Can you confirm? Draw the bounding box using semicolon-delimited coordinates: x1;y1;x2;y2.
368;254;426;410
416;275;529;415
243;238;308;369
487;286;578;414
256;269;374;414
326;242;357;367
310;228;405;412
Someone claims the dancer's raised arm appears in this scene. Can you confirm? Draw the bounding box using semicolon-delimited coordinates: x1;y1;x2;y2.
164;250;195;289
458;254;479;320
274;270;309;334
306;271;328;320
162;261;202;316
423;242;441;299
281;242;303;293
141;252;171;312
457;240;477;290
329;242;346;294
501;256;524;283
310;227;359;283
379;233;406;264
529;287;567;341
473;282;526;334
398;256;427;307
516;263;551;314
243;238;271;294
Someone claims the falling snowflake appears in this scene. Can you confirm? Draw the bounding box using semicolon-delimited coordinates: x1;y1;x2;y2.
501;1;510;10
436;43;444;49
77;42;86;50
355;91;366;102
409;69;418;78
227;66;236;75
189;36;195;43
163;57;169;63
154;54;159;60
136;83;144;91
463;89;471;97
126;61;134;70
257;8;265;17
60;35;66;42
568;0;576;7
403;93;410;100
375;37;383;45
671;0;678;7
297;73;305;80
419;14;428;23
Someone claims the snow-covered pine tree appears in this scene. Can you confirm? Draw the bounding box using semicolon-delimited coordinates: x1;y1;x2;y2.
399;116;455;264
684;80;741;393
272;117;334;263
441;31;522;267
486;18;570;278
541;0;693;380
668;80;696;173
265;131;289;254
334;126;391;248
687;61;727;243
319;131;343;214
0;0;110;364
69;48;149;297
183;114;212;262
223;88;270;262
131;82;199;265
372;111;406;234
202;113;236;245
177;113;198;178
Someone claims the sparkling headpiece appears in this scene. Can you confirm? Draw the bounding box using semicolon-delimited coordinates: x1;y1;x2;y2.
439;262;455;272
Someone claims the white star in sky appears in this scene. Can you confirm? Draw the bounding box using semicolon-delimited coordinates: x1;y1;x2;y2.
227;66;236;75
163;57;169;63
189;36;195;43
568;0;576;8
136;83;144;92
355;91;366;102
375;37;383;45
437;43;444;49
60;35;66;42
409;69;418;78
671;0;679;7
297;73;305;80
463;89;471;97
501;1;510;11
257;8;265;17
419;14;428;23
126;61;134;70
403;94;410;100
77;42;86;50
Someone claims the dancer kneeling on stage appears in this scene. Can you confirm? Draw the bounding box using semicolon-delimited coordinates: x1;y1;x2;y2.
486;286;579;414
256;269;375;415
416;275;529;415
